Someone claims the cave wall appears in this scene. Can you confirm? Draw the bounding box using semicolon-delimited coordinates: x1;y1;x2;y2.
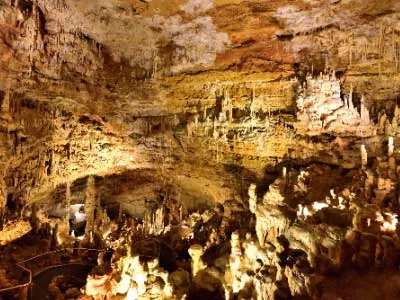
0;0;398;221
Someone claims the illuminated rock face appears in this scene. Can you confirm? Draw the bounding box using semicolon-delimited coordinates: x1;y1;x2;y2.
296;73;375;137
0;220;31;245
0;0;400;299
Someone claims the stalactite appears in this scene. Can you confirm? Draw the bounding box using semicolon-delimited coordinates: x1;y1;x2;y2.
395;40;399;73
226;89;233;123
118;202;122;223
251;84;256;120
363;40;368;61
349;44;352;65
348;85;354;111
151;51;159;80
378;24;385;58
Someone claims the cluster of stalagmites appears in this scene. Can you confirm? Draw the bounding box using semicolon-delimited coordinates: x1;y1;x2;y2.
0;88;136;238
186;70;399;143
65;136;400;300
82;255;174;300
296;71;400;139
3;68;400;299
2;134;396;299
178;71;400;173
1;150;400;297
296;71;374;136
252;142;400;297
186;81;295;143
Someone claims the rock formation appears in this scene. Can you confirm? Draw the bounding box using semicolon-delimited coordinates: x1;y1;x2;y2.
0;0;400;299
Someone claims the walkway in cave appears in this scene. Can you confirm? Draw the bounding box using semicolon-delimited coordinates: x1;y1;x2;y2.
31;264;92;300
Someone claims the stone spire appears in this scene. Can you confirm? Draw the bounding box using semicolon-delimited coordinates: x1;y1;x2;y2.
348;85;354;111
388;136;394;156
361;144;368;169
85;175;96;242
65;182;71;234
360;95;370;125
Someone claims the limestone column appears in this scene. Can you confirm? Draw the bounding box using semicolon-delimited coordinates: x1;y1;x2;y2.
388;136;394;156
85;176;96;242
361;144;367;169
65;182;71;234
348;86;354;111
188;244;206;277
248;184;257;214
360;95;370;125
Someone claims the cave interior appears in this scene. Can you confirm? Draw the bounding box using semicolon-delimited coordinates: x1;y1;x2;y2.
1;0;400;299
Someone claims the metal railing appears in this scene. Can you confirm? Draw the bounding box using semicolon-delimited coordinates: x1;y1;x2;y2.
0;261;31;296
0;248;105;298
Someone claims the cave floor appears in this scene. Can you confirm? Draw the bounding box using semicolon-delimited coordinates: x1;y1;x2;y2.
320;268;400;300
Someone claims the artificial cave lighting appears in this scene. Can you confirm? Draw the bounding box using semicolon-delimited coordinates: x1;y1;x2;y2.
1;0;400;299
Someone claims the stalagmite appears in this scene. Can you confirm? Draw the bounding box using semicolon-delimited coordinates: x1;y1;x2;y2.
361;144;368;169
388;136;394;156
188;244;206;277
348;86;354;111
379;113;387;135
392;115;398;131
296;74;375;136
248;183;257;214
65;182;71;234
228;231;243;293
385;119;393;136
84;175;96;242
360;95;370;125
